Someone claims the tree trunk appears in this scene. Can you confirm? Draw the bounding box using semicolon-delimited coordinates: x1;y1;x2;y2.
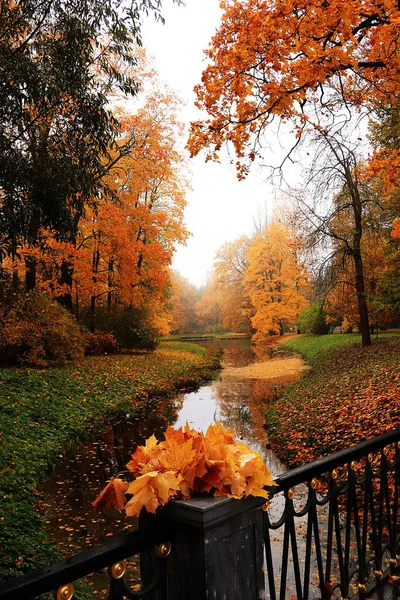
90;243;100;333
11;245;19;291
25;255;37;291
58;259;74;311
25;211;40;291
107;259;114;312
75;281;79;321
90;294;96;333
353;250;371;346
350;175;371;347
58;212;82;311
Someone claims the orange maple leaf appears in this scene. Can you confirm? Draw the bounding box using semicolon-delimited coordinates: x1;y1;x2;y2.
92;478;128;513
93;422;275;517
125;484;159;517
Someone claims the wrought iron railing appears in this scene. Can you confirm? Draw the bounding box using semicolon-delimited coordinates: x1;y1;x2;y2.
0;526;172;600
0;428;399;600
265;427;400;599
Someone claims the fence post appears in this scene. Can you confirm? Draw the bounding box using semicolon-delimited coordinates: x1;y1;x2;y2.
140;495;266;600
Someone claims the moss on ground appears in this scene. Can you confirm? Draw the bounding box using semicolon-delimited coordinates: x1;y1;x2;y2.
0;343;219;590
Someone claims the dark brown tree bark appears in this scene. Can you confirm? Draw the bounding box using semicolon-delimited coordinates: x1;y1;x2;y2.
58;259;74;311
25;255;37;291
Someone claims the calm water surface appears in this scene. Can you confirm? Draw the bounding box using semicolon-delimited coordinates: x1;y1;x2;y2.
41;339;303;566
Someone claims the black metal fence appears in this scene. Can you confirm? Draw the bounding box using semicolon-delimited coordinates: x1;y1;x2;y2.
265;428;400;600
1;428;400;599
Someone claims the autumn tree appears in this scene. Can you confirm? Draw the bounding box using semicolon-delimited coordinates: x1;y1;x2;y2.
214;236;252;332
244;221;309;340
169;272;199;334
296;131;378;344
0;0;176;295
196;275;224;333
188;0;400;175
70;75;189;332
0;51;190;345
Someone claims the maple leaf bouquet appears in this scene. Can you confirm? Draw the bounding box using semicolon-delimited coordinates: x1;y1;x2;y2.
92;422;275;517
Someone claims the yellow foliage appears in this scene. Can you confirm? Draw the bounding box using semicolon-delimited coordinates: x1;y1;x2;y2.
244;222;309;338
92;422;275;517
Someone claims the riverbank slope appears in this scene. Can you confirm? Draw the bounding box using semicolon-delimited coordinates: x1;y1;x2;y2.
265;334;400;468
0;342;219;584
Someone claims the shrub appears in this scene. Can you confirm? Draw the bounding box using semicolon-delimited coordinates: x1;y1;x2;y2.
0;291;86;366
106;307;157;351
85;332;118;355
298;303;330;335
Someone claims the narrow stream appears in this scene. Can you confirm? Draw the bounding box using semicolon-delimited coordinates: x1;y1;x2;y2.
40;338;308;593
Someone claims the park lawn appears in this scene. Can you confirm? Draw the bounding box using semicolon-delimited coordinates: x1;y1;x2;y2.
266;334;400;468
0;343;219;585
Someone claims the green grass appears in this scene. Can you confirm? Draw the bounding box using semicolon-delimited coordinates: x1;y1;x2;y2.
279;333;362;365
279;332;400;366
158;340;208;356
0;344;219;589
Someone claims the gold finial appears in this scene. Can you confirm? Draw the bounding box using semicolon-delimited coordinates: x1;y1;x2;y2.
108;561;127;579
367;453;374;463
287;488;295;499
350;460;357;470
56;583;74;600
331;469;338;480
310;478;318;489
382;446;389;456
375;569;383;579
390;557;397;567
358;583;367;593
155;541;171;558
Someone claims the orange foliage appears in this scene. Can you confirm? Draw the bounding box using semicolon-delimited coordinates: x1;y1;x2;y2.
92;423;275;517
188;0;400;175
244;222;309;338
92;478;129;513
169;271;199;333
195;276;224;330
392;219;400;239
73;82;188;329
2;53;189;336
215;237;252;331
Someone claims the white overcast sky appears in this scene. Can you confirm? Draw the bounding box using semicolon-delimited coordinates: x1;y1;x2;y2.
141;0;292;288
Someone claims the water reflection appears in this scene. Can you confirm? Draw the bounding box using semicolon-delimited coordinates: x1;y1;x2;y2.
41;339;305;559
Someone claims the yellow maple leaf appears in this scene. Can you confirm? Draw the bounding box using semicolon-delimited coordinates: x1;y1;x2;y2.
151;471;182;503
125;485;159;517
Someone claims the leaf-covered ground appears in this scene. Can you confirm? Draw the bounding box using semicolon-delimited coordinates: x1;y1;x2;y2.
0;343;219;586
265;335;400;468
223;356;309;379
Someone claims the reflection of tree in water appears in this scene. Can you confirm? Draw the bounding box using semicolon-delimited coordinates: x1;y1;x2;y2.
216;374;298;451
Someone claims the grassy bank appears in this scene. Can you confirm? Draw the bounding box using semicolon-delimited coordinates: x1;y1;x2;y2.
0;342;219;585
278;333;364;365
266;334;400;468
